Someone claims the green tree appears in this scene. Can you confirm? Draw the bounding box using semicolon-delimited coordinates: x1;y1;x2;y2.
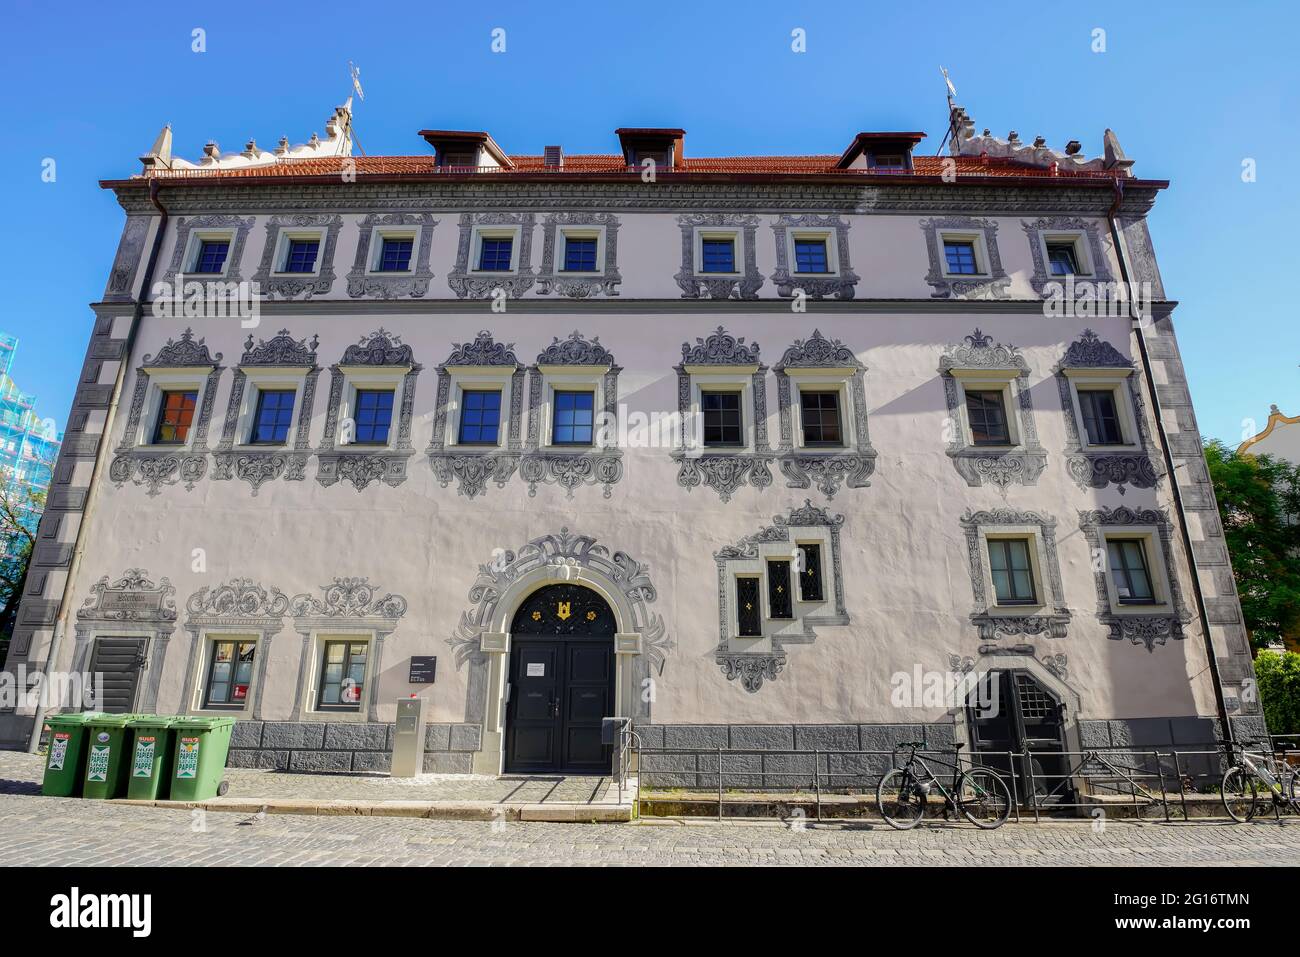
1205;439;1300;649
1254;650;1300;736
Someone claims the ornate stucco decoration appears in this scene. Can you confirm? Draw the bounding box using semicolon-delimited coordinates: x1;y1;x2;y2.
316;329;422;491
345;213;437;299
105;215;151;300
673;213;763;299
252;213;344;299
522;332;623;499
671;326;775;502
110;328;223;496
447;528;670;721
919;216;1011;299
959;508;1071;642
159;215;255;286
773;329;876;498
1055;329;1160;494
73;568;178;713
446;212;537;299
181;578;289;719
1022;217;1113;297
1078;506;1192;652
213;329;320;495
537;212;622;298
713;500;848;692
940;329;1047;490
769;214;860;300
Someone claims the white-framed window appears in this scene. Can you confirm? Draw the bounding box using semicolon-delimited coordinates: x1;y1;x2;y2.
470;225;522;274
973;528;1052;613
307;633;374;714
334;365;406;450
557;226;606;275
687;370;757;452
693;228;743;276
536;367;608;451
1039;230;1094;278
270;228;326;276
137;370;211;449
939;231;991;278
195;633;259;713
1098;528;1173;613
181;230;237;277
950;371;1022;449
234;367;307;448
782;226;841;277
788;372;857;450
1063;368;1140;450
365;226;422;275
443;368;515;449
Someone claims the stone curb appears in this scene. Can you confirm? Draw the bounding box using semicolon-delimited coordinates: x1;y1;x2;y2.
111;797;633;823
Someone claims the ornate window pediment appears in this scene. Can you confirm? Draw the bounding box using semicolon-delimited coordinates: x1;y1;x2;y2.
110;328;224;496
213;329;321;495
940;328;1047;490
316;329;422;491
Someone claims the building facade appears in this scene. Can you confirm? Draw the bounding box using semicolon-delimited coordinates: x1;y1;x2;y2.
0;99;1263;783
0;333;62;558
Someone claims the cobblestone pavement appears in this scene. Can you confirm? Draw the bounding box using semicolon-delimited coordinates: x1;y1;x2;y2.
5;753;1300;866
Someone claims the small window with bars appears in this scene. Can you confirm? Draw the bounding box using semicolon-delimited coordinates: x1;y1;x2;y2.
1046;241;1081;276
193;239;230;274
700;237;736;273
797;543;825;602
477;236;514;272
352;389;394;445
552;390;595;445
736;577;762;637
799;390;843;446
766;559;794;620
458;390;502;445
282;238;320;273
793;238;830;274
562;236;598;272
250;389;295;445
702;391;743;446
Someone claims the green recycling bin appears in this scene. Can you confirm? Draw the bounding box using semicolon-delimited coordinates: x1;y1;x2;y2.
42;713;98;797
126;716;178;801
169;717;235;801
82;714;144;799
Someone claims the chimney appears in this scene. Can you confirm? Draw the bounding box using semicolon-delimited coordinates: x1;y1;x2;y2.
544;145;564;169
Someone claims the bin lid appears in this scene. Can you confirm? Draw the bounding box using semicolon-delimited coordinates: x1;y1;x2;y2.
85;713;144;729
127;715;178;729
44;712;98;727
172;716;237;731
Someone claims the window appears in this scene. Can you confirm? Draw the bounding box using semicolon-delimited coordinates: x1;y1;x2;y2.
353;389;394;445
869;153;905;169
632;150;669;168
458;390;502;444
1047;241;1080;276
736;577;762;637
767;559;794;620
250;389;295;445
204;639;256;709
441;151;476;168
283;239;320;274
152;389;198;445
378;237;413;272
798;543;825;602
794;238;829;274
799;390;842;446
552;390;594;445
965;390;1011;445
702;391;743;446
988;538;1037;605
193;239;229;275
562;237;598;272
701;238;736;273
944;240;979;275
1078;388;1124;445
317;640;368;711
1108;539;1156;604
478;237;513;272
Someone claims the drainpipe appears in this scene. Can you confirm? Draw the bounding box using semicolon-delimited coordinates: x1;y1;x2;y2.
1106;178;1233;747
26;178;169;750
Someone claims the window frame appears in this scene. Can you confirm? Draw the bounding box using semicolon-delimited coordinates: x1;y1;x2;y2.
985;536;1039;607
782;227;841;278
181;229;237;278
693;228;744;277
233;369;307;450
537;366;608;451
974;526;1052;615
201;636;259;710
1038;231;1094;278
365;227;422;276
700;388;745;448
950;371;1022;450
150;388;200;446
557;227;605;275
272;229;327;277
939;232;990;278
686;369;757;453
456;388;504;447
1063;368;1141;452
138;370;211;450
1098;528;1172;614
313;636;372;714
549;388;597;447
331;365;409;451
445;368;516;451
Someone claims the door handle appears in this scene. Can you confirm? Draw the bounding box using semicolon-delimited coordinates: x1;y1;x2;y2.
550;697;558;719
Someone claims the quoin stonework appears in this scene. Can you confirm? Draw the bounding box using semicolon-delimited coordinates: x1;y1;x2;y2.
0;97;1260;784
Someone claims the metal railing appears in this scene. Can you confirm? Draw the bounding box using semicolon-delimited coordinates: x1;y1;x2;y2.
630;739;1300;823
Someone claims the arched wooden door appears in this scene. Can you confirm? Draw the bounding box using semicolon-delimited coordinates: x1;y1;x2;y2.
968;670;1072;805
503;584;616;775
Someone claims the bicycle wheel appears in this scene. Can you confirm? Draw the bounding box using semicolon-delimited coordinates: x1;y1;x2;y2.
1288;770;1300;815
1221;767;1258;823
958;768;1012;829
877;768;926;830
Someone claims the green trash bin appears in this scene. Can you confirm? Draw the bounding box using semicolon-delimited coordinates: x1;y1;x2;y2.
127;716;178;801
169;717;235;801
42;713;98;797
82;714;144;799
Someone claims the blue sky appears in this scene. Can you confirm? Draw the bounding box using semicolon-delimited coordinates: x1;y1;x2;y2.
2;0;1295;444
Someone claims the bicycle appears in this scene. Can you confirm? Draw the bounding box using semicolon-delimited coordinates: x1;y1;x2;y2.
876;742;1012;830
1220;737;1300;822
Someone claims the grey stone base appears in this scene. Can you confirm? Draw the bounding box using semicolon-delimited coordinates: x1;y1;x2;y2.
225;721;482;774
635;723;956;790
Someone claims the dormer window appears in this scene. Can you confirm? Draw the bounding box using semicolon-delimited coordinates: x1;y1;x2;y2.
868;152;906;170
632;149;669;168
441;150;476;168
615;127;684;171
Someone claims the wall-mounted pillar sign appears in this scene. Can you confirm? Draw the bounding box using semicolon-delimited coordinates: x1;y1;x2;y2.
408;655;437;683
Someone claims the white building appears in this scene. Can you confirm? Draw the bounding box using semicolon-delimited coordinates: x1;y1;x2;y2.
0;98;1261;790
